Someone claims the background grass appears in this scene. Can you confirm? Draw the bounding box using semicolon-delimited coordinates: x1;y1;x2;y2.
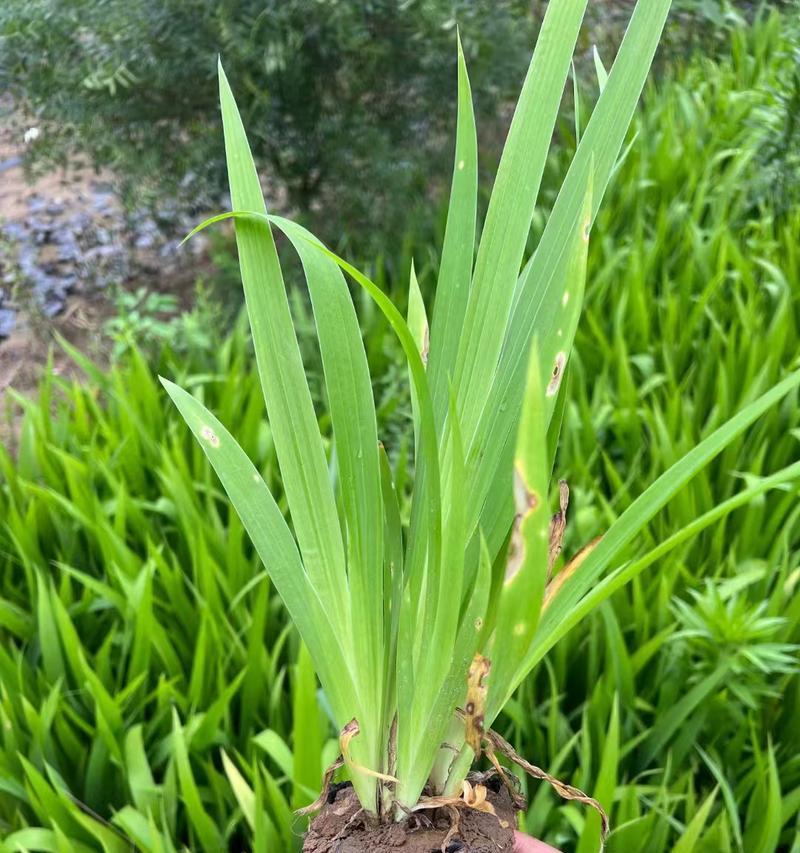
1;9;800;852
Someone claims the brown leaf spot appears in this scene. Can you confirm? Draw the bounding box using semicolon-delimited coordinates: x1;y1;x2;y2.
505;468;539;584
546;352;567;397
465;655;491;756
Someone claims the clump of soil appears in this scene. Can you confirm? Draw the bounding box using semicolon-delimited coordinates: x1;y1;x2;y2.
304;777;518;853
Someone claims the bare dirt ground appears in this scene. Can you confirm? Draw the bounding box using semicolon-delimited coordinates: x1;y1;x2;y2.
0;135;113;379
0;114;205;449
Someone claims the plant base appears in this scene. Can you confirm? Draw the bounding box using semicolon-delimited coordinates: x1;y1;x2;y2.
303;775;518;853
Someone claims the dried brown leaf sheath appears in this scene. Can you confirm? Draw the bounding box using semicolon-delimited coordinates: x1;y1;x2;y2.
465;655;491;755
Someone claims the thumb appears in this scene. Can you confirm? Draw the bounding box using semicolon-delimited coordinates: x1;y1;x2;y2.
514;830;564;853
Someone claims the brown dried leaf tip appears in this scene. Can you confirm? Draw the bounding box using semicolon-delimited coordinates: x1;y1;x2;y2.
465;654;491;756
547;479;569;582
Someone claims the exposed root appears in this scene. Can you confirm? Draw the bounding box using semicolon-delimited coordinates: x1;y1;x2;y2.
302;711;606;850
304;773;517;853
394;799;414;819
394;800;433;831
441;804;461;852
483;727;609;842
412;812;434;831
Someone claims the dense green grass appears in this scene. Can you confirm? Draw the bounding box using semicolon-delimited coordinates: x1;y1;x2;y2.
1;12;799;852
514;14;800;851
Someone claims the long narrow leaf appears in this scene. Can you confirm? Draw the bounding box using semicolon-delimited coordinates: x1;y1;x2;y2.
159;379;357;724
466;0;672;547
427;33;478;431
268;215;385;766
453;0;588;442
218;63;350;636
485;344;550;721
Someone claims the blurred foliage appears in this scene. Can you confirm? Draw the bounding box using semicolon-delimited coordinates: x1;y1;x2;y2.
2;0;795;257
0;0;540;252
102;280;235;360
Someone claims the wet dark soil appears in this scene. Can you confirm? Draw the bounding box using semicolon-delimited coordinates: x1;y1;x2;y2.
303;780;517;853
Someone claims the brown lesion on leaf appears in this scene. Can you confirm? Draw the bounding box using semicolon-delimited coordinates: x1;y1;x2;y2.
547;479;569;582
542;535;603;612
505;467;539;585
546;351;567;397
464;654;491;756
421;323;430;366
